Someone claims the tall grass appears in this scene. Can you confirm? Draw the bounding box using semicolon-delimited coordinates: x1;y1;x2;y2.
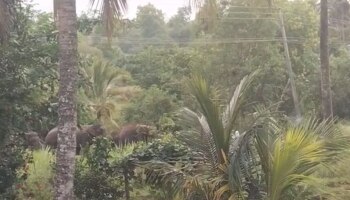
17;147;55;200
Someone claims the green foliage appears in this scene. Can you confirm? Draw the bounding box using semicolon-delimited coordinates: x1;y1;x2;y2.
116;4;171;53
135;4;168;39
125;47;194;95
78;56;141;133
0;133;27;199
88;0;127;40
167;7;194;45
75;133;195;200
122;86;178;126
74;137;125;199
180;70;259;166
0;4;58;141
77;12;99;35
4;1;350;199
330;48;350;119
191;0;321;116
16;148;54;200
129;134;201;199
131;134;191;162
0;7;58;198
266;119;348;199
151;69;349;199
322;123;350;199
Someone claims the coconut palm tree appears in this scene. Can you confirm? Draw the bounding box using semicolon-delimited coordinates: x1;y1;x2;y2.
55;0;78;199
140;70;349;199
177;69;269;199
79;56;141;135
54;0;128;199
141;70;262;199
180;70;260;165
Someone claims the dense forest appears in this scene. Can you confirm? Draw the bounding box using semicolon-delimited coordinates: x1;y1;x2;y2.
1;0;350;199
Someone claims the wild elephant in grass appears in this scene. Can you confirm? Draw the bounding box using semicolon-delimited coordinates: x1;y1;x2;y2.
45;124;105;154
112;124;156;146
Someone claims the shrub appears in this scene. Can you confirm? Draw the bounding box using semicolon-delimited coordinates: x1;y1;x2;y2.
122;86;179;127
0;133;27;199
74;137;125;199
16;148;55;200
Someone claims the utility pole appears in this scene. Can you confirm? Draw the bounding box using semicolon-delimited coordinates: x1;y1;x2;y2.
320;0;333;120
279;11;302;120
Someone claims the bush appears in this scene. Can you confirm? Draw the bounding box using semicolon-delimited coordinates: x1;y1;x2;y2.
74;137;125;199
16;148;55;200
74;134;191;200
122;86;179;128
0;133;27;199
330;48;350;119
131;134;191;162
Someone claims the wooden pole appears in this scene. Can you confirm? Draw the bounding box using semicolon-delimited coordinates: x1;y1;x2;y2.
279;11;302;120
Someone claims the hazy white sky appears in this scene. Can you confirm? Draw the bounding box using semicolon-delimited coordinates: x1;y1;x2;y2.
31;0;189;19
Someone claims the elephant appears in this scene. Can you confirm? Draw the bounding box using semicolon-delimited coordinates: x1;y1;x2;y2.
113;124;155;146
45;124;105;154
24;131;45;150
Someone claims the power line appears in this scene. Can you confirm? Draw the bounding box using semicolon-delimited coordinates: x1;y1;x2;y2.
199;17;277;20
221;11;279;15
85;38;304;45
329;18;350;23
223;6;280;10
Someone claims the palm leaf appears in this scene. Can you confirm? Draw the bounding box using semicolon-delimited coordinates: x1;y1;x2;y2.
89;0;127;41
187;74;226;163
178;70;263;198
267;118;349;200
181;70;259;166
177;108;218;168
78;57;138;134
222;69;260;149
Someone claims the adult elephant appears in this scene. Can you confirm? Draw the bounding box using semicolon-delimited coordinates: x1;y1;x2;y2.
45;124;105;154
113;124;155;146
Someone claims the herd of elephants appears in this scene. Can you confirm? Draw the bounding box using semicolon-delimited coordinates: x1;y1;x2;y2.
24;123;155;154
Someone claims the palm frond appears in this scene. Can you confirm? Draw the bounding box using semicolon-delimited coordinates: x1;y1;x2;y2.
188;0;217;12
181;70;260;166
228;130;265;199
177;108;218;168
268;118;348;200
198;114;219;167
138;160;214;200
89;0;127;40
222;69;260;147
138;161;189;198
187;73;226;162
78;57;138;134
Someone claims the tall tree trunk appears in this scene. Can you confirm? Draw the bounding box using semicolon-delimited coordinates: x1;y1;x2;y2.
55;0;78;199
320;0;333;119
